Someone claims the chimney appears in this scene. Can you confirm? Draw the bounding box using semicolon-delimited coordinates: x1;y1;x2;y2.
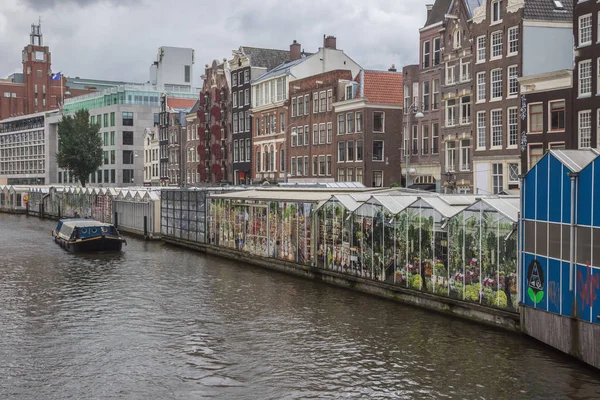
388;64;397;72
323;35;337;50
290;40;301;61
426;4;433;19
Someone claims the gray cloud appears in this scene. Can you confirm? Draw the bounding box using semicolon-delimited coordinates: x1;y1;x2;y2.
0;0;425;85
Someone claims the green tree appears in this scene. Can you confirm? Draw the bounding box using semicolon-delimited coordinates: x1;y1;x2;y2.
56;109;103;187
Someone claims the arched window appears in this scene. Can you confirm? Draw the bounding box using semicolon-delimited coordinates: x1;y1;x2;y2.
453;29;461;49
270;145;275;172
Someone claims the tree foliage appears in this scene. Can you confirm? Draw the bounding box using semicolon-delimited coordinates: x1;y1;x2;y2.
56;109;103;187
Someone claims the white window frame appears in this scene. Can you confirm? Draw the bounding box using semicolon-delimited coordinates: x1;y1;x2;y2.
490;68;502;100
459;139;470;171
446;141;456;172
507;65;518;97
508;163;519;184
549;100;566;132
491;109;503;149
491;31;503;60
507;26;519;56
492;163;504;194
579;14;592;47
477;111;486;149
477;72;486;103
491;0;502;24
476;35;486;63
446;99;456;127
445;63;455;85
579;110;592;148
460;58;470;82
508;107;518;147
579;59;592;97
460;96;471;124
422;40;430;68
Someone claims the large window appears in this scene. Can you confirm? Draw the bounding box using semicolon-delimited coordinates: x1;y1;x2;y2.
372;140;384;161
422;81;430;112
446;141;456;172
529;145;544;170
508;163;519;183
477;72;486;102
459;139;470;171
320;123;326;144
338;141;345;162
432;123;439;154
491;109;503;148
508;107;518;146
327;122;332;143
579;60;592;96
579;110;592;148
347;140;354;161
491;31;503;58
346;112;355;133
423;40;430;68
123;150;134;164
338;114;345;134
492;0;502;22
508;65;518;96
122;112;133;126
477;36;486;63
372;171;383;187
446;99;456;126
412;125;418;154
579;14;592;46
123;131;134;145
356;112;363;132
356;140;363;161
528;103;543;133
433;38;441;65
373;112;385;132
491;69;502;100
460;96;471;124
492;163;503;194
432;79;440;109
508;27;519;55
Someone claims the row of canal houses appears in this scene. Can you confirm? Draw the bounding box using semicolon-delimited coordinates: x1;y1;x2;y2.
180;0;599;197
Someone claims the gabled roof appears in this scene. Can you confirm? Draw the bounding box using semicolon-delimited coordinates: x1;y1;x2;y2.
357;70;403;105
187;99;200;115
424;0;453;27
550;149;600;173
238;47;291;72
252;56;312;84
167;98;197;111
524;0;573;22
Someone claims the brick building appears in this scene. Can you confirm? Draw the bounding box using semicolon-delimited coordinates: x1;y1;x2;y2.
288;70;352;183
198;60;231;184
184;100;200;186
333;69;404;187
229;47;290;185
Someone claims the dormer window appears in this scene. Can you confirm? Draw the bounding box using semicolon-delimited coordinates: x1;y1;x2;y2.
553;0;563;9
346;84;353;100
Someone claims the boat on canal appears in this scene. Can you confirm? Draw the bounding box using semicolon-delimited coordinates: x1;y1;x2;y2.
51;218;127;253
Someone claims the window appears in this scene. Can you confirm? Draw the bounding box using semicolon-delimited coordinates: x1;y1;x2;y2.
422;125;429;155
347;168;354;182
291;128;297;147
356;168;363;184
233;92;238;108
313;92;318;113
528;104;543;133
327;89;333;111
319;91;326;112
297;157;303;176
579;60;592;97
347;140;354;161
233;113;238;133
313;124;318;144
291;98;297;117
492;0;502;23
356;112;363;132
491;31;502;59
579;110;592;148
238;71;244;85
446;99;456;126
303;125;309;146
280;112;285;132
312;155;317;176
256;118;261;136
433;38;441;65
234;140;239;162
508;107;518;146
446;63;455;85
373;112;384;132
432;123;439;154
508;65;518;96
326;155;331;176
122;112;133;126
319;155;326;175
372;171;383;188
123;131;134;145
356;140;363;161
579;14;592;46
304;156;309;177
460;59;470;82
244;70;250;83
123;150;134;164
346;85;353;101
460;96;471;124
110;131;115;146
338;114;345;134
412;82;419;105
432;79;440;109
508;163;519;183
319;123;326;144
373;141;384;161
477;72;486;102
280;149;284;171
347;112;355;133
246;139;251;162
423;40;430;68
412;125;418;155
460;139;470;171
422;81;430;112
110;112;115;127
103;132;108;146
491;109;503;148
508;27;519;55
240;139;246;162
492;163;503;194
104;114;109;127
232;73;238;87
338;168;346;182
298;95;304;115
291;156;296;176
491;69;502;100
453;29;462;49
477;36;486;63
304;95;309;115
327;122;332;143
338;141;345;162
446;141;456;172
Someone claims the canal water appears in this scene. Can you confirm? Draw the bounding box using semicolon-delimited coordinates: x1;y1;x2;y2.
1;213;599;400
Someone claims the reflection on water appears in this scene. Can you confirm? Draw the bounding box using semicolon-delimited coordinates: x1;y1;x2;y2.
0;213;599;400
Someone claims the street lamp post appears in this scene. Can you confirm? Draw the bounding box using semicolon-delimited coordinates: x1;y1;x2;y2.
403;102;425;188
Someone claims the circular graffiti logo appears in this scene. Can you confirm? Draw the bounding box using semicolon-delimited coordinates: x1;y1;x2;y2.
527;259;545;304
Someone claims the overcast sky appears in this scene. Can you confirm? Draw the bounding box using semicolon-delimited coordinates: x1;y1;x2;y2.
0;0;425;87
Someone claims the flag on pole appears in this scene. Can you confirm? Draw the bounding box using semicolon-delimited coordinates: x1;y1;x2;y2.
50;71;62;80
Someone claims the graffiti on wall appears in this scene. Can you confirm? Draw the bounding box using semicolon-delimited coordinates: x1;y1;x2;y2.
578;261;599;312
527;259;545;304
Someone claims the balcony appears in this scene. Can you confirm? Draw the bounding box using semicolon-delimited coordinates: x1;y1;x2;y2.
460;73;472;82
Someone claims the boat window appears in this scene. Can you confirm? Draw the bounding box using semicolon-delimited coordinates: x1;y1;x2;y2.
101;227;108;233
91;228;98;234
81;228;88;234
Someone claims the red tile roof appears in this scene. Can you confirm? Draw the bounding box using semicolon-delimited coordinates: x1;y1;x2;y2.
357;70;403;105
167;98;197;110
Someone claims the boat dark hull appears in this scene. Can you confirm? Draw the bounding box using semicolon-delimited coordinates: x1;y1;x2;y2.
53;233;124;253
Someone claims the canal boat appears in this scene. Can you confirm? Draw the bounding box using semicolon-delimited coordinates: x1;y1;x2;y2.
51;218;127;253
